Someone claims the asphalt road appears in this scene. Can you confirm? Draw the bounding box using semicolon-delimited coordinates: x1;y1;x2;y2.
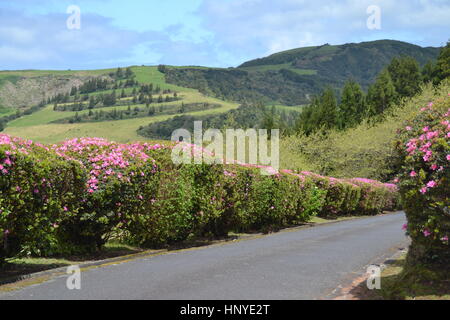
0;212;408;300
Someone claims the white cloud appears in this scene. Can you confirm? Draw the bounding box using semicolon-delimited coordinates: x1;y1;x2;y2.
198;0;450;65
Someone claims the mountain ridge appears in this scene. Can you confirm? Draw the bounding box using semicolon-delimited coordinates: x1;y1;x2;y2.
164;39;441;105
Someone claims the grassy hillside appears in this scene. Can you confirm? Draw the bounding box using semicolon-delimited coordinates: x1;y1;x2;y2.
2;66;240;143
164;40;440;106
279;79;450;180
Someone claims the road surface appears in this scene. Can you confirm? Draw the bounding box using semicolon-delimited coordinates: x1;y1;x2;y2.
0;212;408;300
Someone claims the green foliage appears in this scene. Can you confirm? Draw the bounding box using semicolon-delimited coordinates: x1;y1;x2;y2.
387;56;422;98
280;81;450;180
393;95;450;267
435;41;450;84
366;69;397;117
53;102;220;124
295;88;339;135
0;139;86;259
339;80;366;129
1;134;400;262
138;104;299;140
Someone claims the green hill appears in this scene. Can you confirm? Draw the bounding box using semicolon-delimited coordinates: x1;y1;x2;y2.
0;40;442;143
164;40;441;105
0;66;239;143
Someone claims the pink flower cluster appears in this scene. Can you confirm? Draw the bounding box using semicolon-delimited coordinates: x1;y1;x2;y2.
398;98;450;244
52;138;165;193
402;102;449;195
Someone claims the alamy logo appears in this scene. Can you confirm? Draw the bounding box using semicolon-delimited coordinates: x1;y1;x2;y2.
66;265;81;290
66;5;81;30
366;265;381;289
366;5;381;30
171;121;279;175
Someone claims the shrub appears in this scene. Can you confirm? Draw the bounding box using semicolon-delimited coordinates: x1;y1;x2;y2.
0;134;401;261
0;135;85;260
122;148;195;246
394;95;450;267
52;138;164;252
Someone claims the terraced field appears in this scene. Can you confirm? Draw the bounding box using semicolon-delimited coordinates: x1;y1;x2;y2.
2;66;240;143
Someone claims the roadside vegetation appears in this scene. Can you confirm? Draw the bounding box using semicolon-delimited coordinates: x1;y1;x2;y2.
0;134;399;267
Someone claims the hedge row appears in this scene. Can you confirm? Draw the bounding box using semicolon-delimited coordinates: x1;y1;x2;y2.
394;95;450;266
1;135;399;261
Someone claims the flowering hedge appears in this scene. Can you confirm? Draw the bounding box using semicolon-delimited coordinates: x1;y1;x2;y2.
0;135;86;258
1;134;400;261
395;95;450;266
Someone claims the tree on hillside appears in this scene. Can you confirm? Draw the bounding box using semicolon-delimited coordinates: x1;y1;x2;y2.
387;56;422;98
260;106;281;139
366;69;397;117
88;96;95;109
70;86;78;96
318;87;339;130
296;96;323;135
125;67;133;78
422;60;438;84
158;65;167;73
116;67;124;79
339;80;366;129
434;41;450;84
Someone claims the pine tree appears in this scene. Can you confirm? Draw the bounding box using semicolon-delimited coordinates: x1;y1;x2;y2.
434;41;450;84
366;69;397;117
339;80;366;128
116;67;124;79
89;96;95;109
125;67;133;78
318;87;338;130
387;56;421;98
422;61;438;84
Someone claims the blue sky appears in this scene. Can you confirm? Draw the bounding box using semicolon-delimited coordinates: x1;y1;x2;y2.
0;0;449;70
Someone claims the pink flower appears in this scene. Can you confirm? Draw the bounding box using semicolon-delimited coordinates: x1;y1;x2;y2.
422;126;430;132
431;164;438;170
410;171;417;177
423;229;431;237
402;223;408;231
441;236;448;242
426;180;437;188
405;126;412;131
420;187;428;194
63;206;68;212
447;155;450;161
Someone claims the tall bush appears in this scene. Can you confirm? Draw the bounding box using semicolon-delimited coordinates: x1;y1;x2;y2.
394;95;450;267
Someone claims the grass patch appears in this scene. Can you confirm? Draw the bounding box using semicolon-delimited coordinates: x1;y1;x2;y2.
350;253;450;300
0;241;142;283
